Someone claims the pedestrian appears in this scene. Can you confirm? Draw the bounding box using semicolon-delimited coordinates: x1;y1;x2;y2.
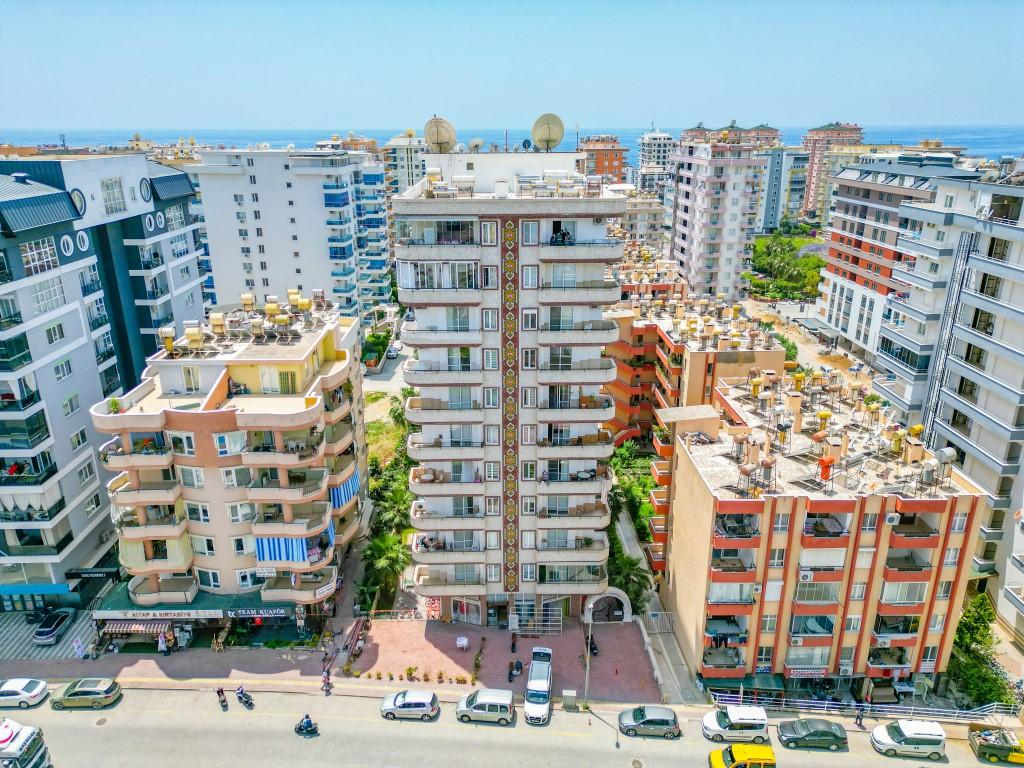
321;669;332;695
157;633;168;656
854;702;864;727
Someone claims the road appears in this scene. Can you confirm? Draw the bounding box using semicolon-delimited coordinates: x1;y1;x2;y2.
362;346;409;395
20;689;980;767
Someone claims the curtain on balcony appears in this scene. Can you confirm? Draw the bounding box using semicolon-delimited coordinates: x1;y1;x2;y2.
330;471;361;510
255;536;307;563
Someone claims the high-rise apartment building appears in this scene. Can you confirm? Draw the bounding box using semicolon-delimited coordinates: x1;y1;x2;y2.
384;133;427;196
682;122;780;148
817;156;977;360
638;129;676;170
612;188;665;248
194;149;389;326
801;122;864;219
872;164;1024;635
394;151;624;628
577;136;627;182
755;146;809;232
665;139;764;299
656;371;984;699
90;291;365;628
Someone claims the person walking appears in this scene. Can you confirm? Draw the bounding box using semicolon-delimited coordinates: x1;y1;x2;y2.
321;669;332;695
854;702;865;727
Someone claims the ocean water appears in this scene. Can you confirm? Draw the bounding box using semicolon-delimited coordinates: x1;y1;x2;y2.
3;126;1023;164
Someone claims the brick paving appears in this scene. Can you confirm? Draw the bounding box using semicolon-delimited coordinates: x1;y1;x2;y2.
0;610;95;660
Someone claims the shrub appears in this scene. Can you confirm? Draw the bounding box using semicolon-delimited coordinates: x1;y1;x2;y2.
405;666;417;681
342;663;352;676
455;675;468;684
421;669;431;682
353;670;362;678
375;671;382;680
388;672;394;681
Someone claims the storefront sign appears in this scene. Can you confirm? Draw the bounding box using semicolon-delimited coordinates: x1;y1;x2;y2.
756;665;772;675
314;583;334;600
65;567;122;579
255;568;278;578
786;668;827;679
93;609;223;620
227;607;289;618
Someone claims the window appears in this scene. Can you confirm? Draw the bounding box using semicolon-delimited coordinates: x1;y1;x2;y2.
186;502;210;522
228;503;255;523
179;526;217;553
522;349;537;369
761;614;777;632
62;394;80;417
861;513;878;532
845;615;861;632
521;563;536;581
522;497;536;516
221;467;251;489
521;530;536;550
182;366;200;393
70;428;87;451
922;645;939;663
485;462;500;481
485;425;499;445
850;582;866;600
236;569;264;589
769;548;785;567
943;546;960;566
483;349;499;370
522;309;538;331
232;536;255;556
521;461;536;480
46;323;65;344
930;613;945;632
483;387;499;408
481;221;498;245
100;178;126;215
951;512;967;532
773;512;790;532
521;387;537;407
77;461;96;484
482;266;498;288
522;265;538;288
196;568;221;589
521;221;539;245
485;497;500;516
487;564;501;583
33;276;66;315
521;424;536;444
756;646;773;664
248;175;256;185
214;431;246;456
881;581;928;604
20;236;60;276
794;582;840;603
840;646;855;663
937;580;952;600
180;467;205;488
482;309;498;330
85;493;102;516
169;432;195;455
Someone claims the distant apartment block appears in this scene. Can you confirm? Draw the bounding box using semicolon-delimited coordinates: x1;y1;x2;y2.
577;136;627;183
801;122;864;219
682;122;780;148
384;132;427;195
755;146;808;232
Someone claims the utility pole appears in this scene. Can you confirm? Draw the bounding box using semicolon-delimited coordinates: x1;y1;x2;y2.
583;618;593;706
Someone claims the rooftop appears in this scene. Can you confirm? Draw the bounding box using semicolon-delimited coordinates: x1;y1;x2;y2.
682;374;984;500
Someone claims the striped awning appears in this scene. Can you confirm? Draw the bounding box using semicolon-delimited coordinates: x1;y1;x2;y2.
102;620;171;634
256;535;307;563
330;470;360;510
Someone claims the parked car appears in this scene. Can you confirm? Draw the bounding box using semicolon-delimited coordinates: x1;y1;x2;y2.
380;689;439;721
456;689;515;726
386;345;399;359
0;679;48;709
709;744;777;768
701;705;770;743
777;718;847;751
617;705;681;738
50;678;121;710
871;719;946;760
31;608;75;645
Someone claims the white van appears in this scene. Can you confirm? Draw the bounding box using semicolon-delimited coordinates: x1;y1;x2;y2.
524;648;553;725
871;719;946;760
701;705;770;743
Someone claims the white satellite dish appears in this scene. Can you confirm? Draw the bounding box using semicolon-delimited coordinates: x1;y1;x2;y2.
286;143;295;151
424;116;457;153
454;142;467;153
532;113;565;152
468;138;484;153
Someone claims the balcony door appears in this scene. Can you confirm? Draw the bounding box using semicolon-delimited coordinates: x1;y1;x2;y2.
447;347;471;372
448;386;472;410
551;263;576;289
446;307;470;332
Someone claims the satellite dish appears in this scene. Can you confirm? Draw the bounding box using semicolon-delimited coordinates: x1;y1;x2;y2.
454;142;467;153
286;143;295;151
522;138;532;150
424;116;457;153
531;113;565;151
469;138;484;153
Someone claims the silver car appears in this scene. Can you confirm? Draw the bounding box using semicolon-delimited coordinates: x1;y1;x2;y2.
380;689;439;721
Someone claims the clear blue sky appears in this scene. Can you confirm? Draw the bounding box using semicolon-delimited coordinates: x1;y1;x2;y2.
3;0;1022;129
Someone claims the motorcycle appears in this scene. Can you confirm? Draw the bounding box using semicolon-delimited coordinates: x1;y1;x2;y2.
294;719;319;737
23;608;51;625
216;687;228;711
236;689;254;709
586;635;598;657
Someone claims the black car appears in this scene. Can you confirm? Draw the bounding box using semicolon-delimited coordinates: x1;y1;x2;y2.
32;608;75;646
777;717;848;751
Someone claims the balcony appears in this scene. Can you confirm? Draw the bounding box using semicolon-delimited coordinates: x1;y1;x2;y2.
536;432;614;460
409;466;483;496
403;360;483;386
649;488;669;514
410;502;484;530
709;556;757;583
883;553;932;582
127;575;198;607
107;474;182;505
116;505;188;541
251;501;332;537
413;567;486;596
536;533;609;563
865;648;911;678
538;280;619;305
537;502;611;529
119;537;193;574
700;648;746;678
0;311;23;331
401;324;483;348
246;469;329;503
0;390;40;412
537;239;623;263
0;462;57;487
397;285;481;307
230;394;323;430
653;431;674;458
0;530;74;557
405;397;483;425
406;435;484;461
80;279;103;296
713;516;761;549
704;618;748;647
537;320;618;346
410;533;485;564
536;358;616;385
536;565;607;595
890;517;940;548
872;617;922;648
800;515;850;548
652;460;671;487
242;432;326;467
540;467;611;496
0;349;31;372
648;513;668;543
94;345;116;364
537;395;615;423
88;313;111;331
261;566;338;605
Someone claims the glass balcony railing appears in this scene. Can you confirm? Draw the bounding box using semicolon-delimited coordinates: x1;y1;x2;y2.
0;391;41;411
89;314;110;331
0;531;74;557
0;312;23;331
80;279;103;296
0;350;31;372
0;463;57;487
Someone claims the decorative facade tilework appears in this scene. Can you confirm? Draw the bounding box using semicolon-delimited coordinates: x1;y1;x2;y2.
500;218;520;592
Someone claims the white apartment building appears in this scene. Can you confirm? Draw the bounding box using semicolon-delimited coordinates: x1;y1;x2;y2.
384;133;427;195
875;164;1024;634
664;139;763;299
194;149;389;325
755;146;808;232
638;129;675;169
394;151;624;628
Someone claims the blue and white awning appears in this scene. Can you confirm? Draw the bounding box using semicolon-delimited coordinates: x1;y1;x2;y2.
255;536;306;563
330;470;360;510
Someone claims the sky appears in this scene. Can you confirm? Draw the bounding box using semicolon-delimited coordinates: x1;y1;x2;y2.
3;0;1023;129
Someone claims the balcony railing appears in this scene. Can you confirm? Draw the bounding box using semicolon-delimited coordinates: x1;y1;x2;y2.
0;463;57;487
80;279;103;296
0;391;41;411
0;498;66;523
0;530;74;557
0;350;32;372
0;312;22;330
89;314;111;331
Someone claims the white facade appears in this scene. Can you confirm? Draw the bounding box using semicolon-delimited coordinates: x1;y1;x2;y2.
384;135;426;195
638;130;675;169
393;151;624;626
194;149;389;325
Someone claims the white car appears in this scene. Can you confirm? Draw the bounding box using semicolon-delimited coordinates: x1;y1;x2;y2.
701;705;770;743
0;679;48;708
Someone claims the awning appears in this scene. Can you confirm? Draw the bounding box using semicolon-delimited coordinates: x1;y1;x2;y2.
101;620;171;634
702;673;787;692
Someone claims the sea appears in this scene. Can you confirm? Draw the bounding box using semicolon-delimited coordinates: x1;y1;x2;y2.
3;126;1023;165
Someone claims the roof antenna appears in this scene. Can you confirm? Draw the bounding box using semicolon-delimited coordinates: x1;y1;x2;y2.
504;129;508;153
59;131;67;151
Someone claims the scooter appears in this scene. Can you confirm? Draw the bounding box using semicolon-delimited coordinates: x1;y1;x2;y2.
236;689;254;709
294;719;319;737
216;687;228;711
587;636;599;657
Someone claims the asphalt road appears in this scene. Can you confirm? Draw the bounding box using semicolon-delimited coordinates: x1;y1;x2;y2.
17;689;980;767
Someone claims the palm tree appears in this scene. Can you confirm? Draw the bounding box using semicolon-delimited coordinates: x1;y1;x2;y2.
374;482;412;534
363;532;411;594
609;553;651;614
388;394;408;431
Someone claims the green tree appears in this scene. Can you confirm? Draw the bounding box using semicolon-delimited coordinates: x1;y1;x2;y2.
608;552;651;614
363;532;411;594
954;593;998;657
388;394;408;432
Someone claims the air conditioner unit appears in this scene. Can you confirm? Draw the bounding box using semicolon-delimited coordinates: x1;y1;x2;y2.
839;665;854;676
790;637;804;647
877;638;891;649
799;570;814;582
885;512;901;526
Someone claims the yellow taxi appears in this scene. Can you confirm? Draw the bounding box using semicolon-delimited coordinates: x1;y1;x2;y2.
709;743;777;768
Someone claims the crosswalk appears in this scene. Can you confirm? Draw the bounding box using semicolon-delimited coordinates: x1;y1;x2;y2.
0;610;94;661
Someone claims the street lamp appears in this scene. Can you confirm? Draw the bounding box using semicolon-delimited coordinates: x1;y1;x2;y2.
583;618;593;707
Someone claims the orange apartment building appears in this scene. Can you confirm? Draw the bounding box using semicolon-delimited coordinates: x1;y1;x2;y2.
651;370;984;699
801;122;863;219
577;135;627;182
